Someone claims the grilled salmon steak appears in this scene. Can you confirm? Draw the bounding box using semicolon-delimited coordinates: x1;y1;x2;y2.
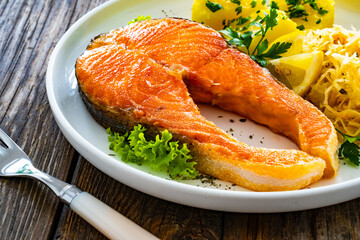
76;18;338;191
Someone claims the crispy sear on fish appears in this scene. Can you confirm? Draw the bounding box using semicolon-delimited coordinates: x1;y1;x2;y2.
76;18;339;191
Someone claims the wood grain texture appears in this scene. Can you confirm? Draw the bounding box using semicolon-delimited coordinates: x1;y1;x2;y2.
1;0;360;240
0;0;107;239
54;157;224;240
55;157;360;240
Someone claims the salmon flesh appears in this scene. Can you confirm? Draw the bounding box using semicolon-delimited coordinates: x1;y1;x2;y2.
75;18;339;191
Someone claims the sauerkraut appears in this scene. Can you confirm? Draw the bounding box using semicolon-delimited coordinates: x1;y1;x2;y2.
302;25;360;136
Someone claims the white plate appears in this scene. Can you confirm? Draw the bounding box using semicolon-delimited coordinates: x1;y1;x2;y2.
46;0;360;212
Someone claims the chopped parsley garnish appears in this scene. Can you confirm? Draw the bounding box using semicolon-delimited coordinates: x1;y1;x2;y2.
305;0;328;15
206;0;224;12
235;6;243;15
236;16;251;25
270;1;279;9
316;18;321;24
339;88;347;94
297;24;305;30
230;0;241;5
337;129;360;166
284;0;328;20
219;8;292;67
107;125;198;179
251;0;257;8
128;15;151;24
287;3;308;18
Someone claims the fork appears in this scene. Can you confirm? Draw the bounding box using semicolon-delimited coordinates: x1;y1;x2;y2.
0;128;158;240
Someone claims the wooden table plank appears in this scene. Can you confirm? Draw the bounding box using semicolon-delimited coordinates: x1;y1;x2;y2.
55;156;360;240
222;202;360;240
54;157;224;240
0;0;107;239
1;0;360;239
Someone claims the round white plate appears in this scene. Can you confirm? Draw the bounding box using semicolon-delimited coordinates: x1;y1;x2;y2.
46;0;360;212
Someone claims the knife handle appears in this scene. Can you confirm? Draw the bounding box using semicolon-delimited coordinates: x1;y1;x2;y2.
70;192;158;240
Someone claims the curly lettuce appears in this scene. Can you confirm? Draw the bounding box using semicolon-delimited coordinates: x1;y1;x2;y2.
128;15;151;25
107;125;198;179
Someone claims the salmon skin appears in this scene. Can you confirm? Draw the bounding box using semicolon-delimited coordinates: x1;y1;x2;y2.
75;18;337;191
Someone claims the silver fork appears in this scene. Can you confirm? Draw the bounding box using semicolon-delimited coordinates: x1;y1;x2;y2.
0;128;158;240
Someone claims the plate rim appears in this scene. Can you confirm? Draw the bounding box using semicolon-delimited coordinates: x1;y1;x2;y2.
45;0;360;212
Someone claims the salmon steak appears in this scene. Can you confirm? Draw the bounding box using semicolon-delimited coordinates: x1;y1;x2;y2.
75;18;338;191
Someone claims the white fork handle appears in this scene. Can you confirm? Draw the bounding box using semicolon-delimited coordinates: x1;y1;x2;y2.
70;192;158;240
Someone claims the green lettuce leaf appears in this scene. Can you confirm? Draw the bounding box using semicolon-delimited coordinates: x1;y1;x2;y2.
107;125;198;179
128;15;151;25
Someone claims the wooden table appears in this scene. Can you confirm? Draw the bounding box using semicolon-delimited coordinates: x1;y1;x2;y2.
1;0;360;239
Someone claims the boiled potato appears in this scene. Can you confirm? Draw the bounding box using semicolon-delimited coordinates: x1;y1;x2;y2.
245;9;298;53
269;31;305;57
